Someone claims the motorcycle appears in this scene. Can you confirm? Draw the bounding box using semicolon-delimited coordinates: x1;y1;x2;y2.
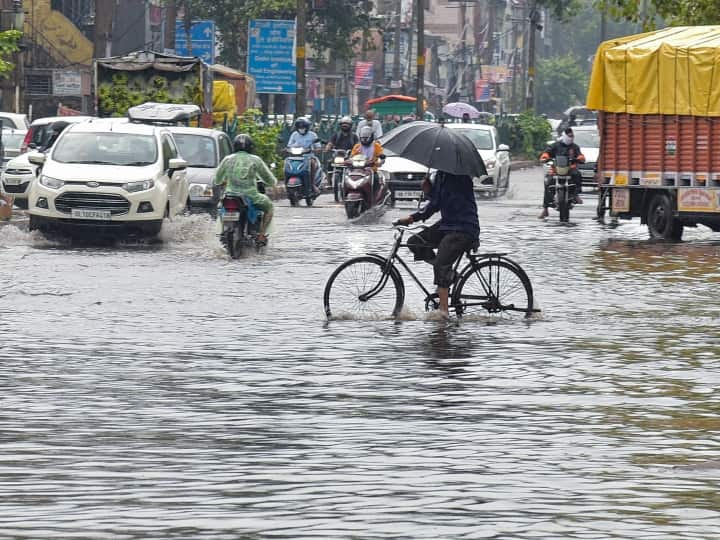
329;149;349;202
215;183;265;259
284;145;324;207
545;155;577;222
342;154;390;219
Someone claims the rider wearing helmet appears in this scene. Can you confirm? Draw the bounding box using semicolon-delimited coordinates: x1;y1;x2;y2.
351;126;384;169
213;134;277;244
287;117;323;191
325;116;358;152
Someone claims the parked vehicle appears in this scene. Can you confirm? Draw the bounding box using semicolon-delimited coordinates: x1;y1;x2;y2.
329;149;349;202
168;126;233;210
216;188;264;259
545;156;577;222
380;147;429;206
27;120;188;237
342;154;389;219
0;113;29;130
2;116;93;209
284;146;318;207
588;27;720;240
1;128;27;170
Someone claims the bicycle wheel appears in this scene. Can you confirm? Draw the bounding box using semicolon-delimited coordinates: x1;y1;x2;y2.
324;256;404;319
452;259;534;320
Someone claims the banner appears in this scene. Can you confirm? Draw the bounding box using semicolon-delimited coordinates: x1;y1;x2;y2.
57;103;85;116
475;79;491;102
354;61;374;90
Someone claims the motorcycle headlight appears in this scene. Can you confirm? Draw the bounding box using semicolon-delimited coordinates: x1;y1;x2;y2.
39;175;64;189
123;179;155;193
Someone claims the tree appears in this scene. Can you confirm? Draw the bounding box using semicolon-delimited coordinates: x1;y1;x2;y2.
0;30;21;77
175;0;373;69
536;54;589;116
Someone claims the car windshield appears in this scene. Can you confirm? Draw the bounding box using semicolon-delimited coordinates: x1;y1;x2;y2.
52;133;158;166
573;130;600;148
172;134;217;168
2;132;26;148
453;128;494;150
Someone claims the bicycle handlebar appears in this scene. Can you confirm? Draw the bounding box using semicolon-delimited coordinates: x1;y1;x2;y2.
391;220;427;231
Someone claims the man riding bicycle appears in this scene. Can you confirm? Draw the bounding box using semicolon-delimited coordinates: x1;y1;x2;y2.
396;171;480;318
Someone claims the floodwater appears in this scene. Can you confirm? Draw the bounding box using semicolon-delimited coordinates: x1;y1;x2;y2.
1;167;720;539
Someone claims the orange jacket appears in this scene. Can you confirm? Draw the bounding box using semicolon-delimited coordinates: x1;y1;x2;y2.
351;141;384;170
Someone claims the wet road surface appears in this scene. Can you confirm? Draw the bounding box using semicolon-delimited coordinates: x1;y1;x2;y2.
1;167;720;538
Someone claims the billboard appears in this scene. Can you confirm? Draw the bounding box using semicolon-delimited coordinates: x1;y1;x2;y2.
247;19;296;94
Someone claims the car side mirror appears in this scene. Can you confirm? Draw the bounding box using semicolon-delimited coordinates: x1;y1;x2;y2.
497;144;509;153
28;152;46;166
168;158;187;171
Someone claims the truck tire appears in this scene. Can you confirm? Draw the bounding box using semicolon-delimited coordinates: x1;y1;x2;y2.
647;193;683;241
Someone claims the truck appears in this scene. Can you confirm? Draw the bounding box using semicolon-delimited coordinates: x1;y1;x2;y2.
94;50;213;122
588;26;720;240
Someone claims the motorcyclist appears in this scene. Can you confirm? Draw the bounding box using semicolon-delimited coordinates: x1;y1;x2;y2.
286;117;323;192
350;126;385;191
538;127;585;219
213;134;277;245
325;116;358;152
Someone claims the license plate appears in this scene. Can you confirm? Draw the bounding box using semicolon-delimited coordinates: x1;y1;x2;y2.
395;190;421;199
3;177;20;185
580;170;595;178
71;209;111;220
222;212;240;221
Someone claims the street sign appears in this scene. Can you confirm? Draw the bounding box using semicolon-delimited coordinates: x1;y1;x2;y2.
247;19;296;95
175;20;216;64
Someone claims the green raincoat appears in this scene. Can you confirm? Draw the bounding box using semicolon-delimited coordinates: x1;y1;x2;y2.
213;151;277;213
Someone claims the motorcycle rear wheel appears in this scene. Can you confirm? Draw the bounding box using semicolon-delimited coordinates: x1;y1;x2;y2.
345;200;362;219
227;229;243;259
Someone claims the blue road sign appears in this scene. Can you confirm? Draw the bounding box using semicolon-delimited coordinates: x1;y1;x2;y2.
175;20;216;64
247;19;296;94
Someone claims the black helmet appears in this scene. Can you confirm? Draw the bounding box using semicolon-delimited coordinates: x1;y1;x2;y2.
294;117;311;132
233;133;254;153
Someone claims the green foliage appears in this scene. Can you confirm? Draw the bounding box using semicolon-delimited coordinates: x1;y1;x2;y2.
536;55;589;117
232;108;284;179
496;112;552;159
98;73;202;117
178;0;373;69
0;30;21;77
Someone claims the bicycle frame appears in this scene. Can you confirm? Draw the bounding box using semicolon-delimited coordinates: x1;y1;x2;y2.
361;226;511;312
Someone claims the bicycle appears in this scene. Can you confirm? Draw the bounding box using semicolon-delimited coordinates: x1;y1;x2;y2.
323;223;537;320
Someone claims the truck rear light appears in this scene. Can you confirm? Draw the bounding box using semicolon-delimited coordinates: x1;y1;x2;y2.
20;128;33;154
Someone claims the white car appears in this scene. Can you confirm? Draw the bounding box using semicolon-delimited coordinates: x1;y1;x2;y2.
379;151;429;205
27;120;188;237
168;127;233;209
0;112;29;130
1;116;93;208
571;124;600;189
444;123;510;196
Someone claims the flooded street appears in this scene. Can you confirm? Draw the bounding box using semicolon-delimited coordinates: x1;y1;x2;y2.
1;167;720;538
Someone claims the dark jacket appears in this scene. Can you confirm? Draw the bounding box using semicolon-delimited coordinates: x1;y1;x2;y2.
330;131;358;151
411;172;480;238
541;141;584;165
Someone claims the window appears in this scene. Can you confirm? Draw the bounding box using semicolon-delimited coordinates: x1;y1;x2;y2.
219;135;232;158
162;135;178;170
53;133;158;165
173;134;218;168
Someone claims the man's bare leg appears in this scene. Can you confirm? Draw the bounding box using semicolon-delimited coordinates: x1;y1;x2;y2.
438;287;450;316
257;208;273;244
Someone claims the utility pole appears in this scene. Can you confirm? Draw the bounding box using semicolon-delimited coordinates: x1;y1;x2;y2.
415;0;424;118
295;0;306;116
525;8;540;111
459;1;467;99
391;0;402;90
600;9;607;42
164;0;177;52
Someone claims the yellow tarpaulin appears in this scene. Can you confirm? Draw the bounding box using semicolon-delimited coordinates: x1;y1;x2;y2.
586;26;720;116
212;81;237;124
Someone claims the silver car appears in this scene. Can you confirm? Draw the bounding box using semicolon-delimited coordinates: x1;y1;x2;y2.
1;128;27;170
168;127;233;209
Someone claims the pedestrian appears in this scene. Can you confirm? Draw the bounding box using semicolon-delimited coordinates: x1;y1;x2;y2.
462;112;471;123
395;171;480;318
356;109;383;140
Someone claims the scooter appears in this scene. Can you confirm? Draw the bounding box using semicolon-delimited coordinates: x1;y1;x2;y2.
545;155;577;222
284;145;324;207
342;154;390;219
215;184;265;259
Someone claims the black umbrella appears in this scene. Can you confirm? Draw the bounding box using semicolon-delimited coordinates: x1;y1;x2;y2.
380;121;488;178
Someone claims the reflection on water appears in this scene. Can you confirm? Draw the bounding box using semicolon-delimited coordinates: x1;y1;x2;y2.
1;172;720;538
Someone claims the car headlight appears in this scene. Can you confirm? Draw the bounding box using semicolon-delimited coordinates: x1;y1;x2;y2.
39;175;64;189
123;179;155;192
189;183;205;197
484;158;497;169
